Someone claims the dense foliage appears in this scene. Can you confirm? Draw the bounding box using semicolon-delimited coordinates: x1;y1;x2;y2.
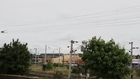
46;62;53;70
0;39;31;75
136;55;140;59
82;36;131;79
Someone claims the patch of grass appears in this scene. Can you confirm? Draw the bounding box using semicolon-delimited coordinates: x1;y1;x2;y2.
30;64;140;79
125;69;140;79
30;64;43;72
30;64;69;74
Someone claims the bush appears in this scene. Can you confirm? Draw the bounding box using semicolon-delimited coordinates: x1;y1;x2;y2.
71;65;85;74
46;62;53;70
53;63;58;67
42;64;47;71
53;63;64;67
72;67;78;73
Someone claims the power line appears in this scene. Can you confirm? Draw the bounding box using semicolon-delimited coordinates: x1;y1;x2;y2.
2;5;140;33
2;5;140;27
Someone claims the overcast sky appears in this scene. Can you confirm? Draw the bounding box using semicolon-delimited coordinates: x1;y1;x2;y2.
0;0;140;55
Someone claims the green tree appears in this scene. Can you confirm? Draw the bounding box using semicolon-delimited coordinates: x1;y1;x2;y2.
0;39;31;75
136;55;140;59
82;36;131;79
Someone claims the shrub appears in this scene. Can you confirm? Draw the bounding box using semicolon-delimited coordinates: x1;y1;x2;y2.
46;62;53;70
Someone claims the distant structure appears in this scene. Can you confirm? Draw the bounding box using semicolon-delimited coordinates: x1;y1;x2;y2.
40;53;63;58
31;53;85;65
132;59;140;68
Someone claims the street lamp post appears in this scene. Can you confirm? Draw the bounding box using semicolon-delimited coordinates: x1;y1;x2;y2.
68;40;78;79
129;42;139;79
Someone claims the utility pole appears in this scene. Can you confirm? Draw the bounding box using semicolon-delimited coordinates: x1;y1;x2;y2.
58;47;62;70
62;54;64;65
129;42;139;79
38;51;39;65
44;45;47;65
68;40;78;79
138;55;140;68
34;48;37;71
43;45;49;71
52;48;58;64
81;40;88;79
59;47;61;69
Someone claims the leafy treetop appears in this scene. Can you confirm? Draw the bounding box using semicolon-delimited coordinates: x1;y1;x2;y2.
82;36;131;79
0;39;31;75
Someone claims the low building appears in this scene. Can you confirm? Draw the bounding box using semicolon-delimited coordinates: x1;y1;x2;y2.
31;58;42;64
132;59;140;67
61;54;85;65
42;58;53;64
40;53;63;58
40;53;85;65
